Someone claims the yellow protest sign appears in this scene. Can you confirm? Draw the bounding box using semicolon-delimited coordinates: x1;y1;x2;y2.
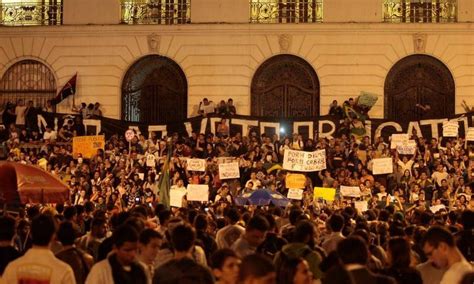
313;187;336;201
286;174;306;189
73;135;105;158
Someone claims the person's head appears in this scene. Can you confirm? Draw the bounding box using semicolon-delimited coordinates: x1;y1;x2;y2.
138;229;163;264
293;220;315;244
422;226;456;268
112;224;140;265
171;223;195;253
277;256;312;284
327;214;344;233
0;215;16;242
57;221;76;246
239;254;276;284
337;236;369;265
31;214;57;247
245;215;270;247
387;237;411;268
90;217;107;238
211;249;241;284
226;207;241;225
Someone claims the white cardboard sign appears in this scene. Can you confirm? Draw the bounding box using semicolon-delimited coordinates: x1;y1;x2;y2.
219;162;240;179
372;158;393;175
283;149;326;172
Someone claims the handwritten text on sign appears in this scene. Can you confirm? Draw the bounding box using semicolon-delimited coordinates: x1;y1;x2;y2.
372;157;393;175
187;159;206;172
218;162;240;179
390;133;409;149
287;189;304;200
396;140;417;155
187;184;209;202
443;120;459;137
285;174;306;189
283;149;326;172
340;186;361;197
72;135;105;159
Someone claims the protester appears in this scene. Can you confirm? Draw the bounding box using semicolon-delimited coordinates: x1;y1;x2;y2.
3;214;76;284
210;249;240;284
0;216;21;275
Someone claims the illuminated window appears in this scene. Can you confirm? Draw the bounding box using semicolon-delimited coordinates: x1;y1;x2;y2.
121;0;190;25
250;0;323;23
383;0;457;23
0;0;62;26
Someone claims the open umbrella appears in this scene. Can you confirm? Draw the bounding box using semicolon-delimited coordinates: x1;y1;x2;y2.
234;188;290;207
0;162;70;205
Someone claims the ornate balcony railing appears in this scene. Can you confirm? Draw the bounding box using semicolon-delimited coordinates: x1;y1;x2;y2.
383;0;457;23
121;0;190;25
0;1;62;26
250;0;323;23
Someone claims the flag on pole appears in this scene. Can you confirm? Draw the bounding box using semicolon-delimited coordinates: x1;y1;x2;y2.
51;74;77;105
158;141;172;207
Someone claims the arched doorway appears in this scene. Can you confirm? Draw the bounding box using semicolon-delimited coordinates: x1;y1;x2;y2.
251;55;320;118
0;60;56;109
384;55;455;123
122;55;187;124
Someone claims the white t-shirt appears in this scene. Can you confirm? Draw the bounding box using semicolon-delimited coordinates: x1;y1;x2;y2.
3;248;76;284
15;105;27;125
440;258;473;284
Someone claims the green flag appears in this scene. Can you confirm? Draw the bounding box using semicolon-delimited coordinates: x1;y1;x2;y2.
158;142;172;208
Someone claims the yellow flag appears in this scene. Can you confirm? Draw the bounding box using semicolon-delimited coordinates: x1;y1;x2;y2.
313;187;336;201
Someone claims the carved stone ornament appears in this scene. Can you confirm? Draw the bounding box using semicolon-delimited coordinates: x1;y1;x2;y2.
413;33;427;53
278;34;292;53
147;33;161;53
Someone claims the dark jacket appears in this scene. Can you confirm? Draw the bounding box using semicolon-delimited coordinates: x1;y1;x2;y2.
349;267;396;284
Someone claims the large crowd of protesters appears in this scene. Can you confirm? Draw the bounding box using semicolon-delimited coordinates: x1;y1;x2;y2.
0;98;473;284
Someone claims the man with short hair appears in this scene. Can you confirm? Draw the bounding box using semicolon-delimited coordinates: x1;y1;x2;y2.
322;213;346;254
231;215;269;258
274;220;324;280
86;224;148;284
216;208;245;249
138;229;163;282
3;214;76;283
0;216;21;275
153;224;214;284
422;226;473;284
76;217;107;261
337;236;395;284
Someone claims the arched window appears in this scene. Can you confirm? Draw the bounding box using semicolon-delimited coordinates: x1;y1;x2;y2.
384;54;455;124
122;55;187;124
0;60;56;109
251;54;320;118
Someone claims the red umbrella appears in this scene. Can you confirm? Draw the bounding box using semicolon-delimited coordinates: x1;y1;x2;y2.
0;162;70;204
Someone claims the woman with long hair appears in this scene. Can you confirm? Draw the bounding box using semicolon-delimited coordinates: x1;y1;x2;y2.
382;237;422;284
276;255;313;284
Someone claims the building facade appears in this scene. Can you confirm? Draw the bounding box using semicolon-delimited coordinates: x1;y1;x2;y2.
0;0;473;126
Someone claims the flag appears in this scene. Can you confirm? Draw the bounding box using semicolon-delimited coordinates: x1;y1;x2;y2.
158;141;172;207
51;74;77;105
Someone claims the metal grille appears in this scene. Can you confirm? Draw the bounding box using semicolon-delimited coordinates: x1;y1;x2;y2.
0;60;56;109
383;0;457;23
0;0;63;26
121;0;190;24
250;0;323;23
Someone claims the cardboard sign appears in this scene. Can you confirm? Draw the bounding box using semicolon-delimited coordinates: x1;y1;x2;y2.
286;174;306;189
170;189;186;208
396;140;417;155
357;91;378;108
372;157;393;175
390;133;409;149
187;159;206;172
218;162;240;179
146;154;156;167
430;204;446;213
187;184;209;202
443;120;459;137
466;127;474;141
354;201;368;213
313;187;336;201
287;188;304;200
72;135;105;159
283;149;326;172
340;186;361;197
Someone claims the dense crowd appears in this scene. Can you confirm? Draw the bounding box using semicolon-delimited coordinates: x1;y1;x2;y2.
0;99;473;284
